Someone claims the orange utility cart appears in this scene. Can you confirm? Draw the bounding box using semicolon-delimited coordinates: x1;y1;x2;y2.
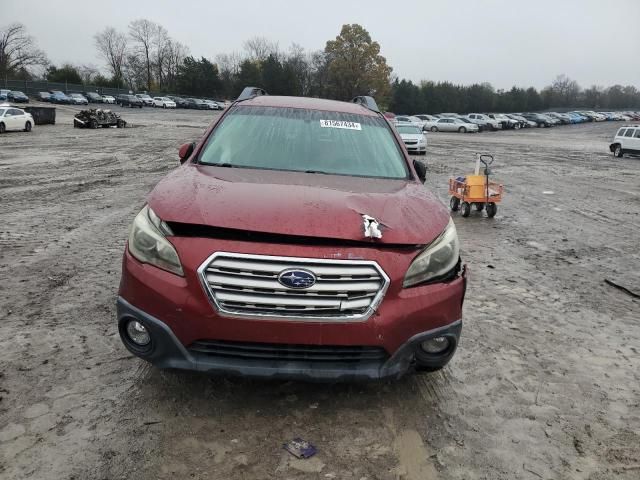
448;154;503;217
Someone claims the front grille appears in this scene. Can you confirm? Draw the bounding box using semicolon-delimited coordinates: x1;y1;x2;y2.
404;140;418;145
198;252;389;321
188;340;389;363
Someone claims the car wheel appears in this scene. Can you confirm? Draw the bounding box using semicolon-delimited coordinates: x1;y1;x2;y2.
0;122;5;134
90;119;98;129
460;202;471;217
139;105;142;108
513;123;520;130
458;127;467;133
163;104;166;109
430;126;438;132
117;119;125;128
486;203;497;218
614;145;624;158
450;196;460;212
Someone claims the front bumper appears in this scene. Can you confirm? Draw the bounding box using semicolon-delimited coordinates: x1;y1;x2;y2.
118;239;467;380
117;297;462;381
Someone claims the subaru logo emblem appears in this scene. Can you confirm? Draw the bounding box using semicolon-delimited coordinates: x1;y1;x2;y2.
277;269;317;289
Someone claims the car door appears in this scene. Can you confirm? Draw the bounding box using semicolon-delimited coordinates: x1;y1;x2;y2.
6;109;24;130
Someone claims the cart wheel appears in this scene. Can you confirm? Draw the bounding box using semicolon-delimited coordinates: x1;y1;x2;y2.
486;203;497;218
461;202;471;217
450;196;460;211
475;202;485;211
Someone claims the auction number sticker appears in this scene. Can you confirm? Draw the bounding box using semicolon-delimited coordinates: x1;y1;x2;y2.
320;120;362;130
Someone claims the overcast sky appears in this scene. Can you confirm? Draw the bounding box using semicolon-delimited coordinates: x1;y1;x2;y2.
3;0;639;89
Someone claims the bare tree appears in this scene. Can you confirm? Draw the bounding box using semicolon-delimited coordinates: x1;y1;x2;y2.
550;74;581;107
243;36;278;62
164;40;188;91
78;64;100;84
94;27;127;85
0;23;48;78
128;19;157;90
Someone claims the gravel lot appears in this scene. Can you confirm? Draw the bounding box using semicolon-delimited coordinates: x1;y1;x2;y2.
1;104;638;480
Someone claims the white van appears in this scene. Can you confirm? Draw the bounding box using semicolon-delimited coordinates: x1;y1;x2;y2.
610;125;640;157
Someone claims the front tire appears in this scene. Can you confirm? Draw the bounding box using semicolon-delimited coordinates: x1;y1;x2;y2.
461;202;471;217
614;145;624;158
24;121;32;132
430;126;438;132
90;119;98;129
458;127;467;133
450;196;460;211
486;203;497;218
0;122;5;134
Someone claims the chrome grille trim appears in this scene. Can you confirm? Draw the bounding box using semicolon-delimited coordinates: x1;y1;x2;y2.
197;252;390;322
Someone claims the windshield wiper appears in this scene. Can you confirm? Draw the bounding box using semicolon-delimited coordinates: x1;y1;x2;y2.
304;169;330;175
213;163;238;168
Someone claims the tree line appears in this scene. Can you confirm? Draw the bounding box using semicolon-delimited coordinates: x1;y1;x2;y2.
1;21;639;112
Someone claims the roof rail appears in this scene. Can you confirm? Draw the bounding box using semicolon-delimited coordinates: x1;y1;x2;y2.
351;96;380;113
236;86;267;102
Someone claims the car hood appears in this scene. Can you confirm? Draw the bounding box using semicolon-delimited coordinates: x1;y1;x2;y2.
149;165;450;246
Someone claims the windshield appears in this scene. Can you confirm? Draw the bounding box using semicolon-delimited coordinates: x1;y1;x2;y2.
397;125;422;134
198;106;409;179
13;91;25;95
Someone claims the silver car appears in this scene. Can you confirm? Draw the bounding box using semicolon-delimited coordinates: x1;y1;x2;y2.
429;117;479;133
396;123;427;155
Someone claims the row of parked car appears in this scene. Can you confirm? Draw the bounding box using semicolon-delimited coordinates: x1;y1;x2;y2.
392;110;640;134
0;89;230;111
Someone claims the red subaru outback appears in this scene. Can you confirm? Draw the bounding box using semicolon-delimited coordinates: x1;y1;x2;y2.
117;88;467;381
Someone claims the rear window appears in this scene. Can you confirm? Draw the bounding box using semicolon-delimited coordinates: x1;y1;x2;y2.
198;106;409;179
624;129;634;137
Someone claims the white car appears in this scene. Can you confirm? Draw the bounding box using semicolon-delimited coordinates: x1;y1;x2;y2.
153;97;176;108
102;95;116;104
0;106;34;133
202;100;220;110
429;117;479;133
610;125;640;157
395;123;427;155
467;113;501;131
394;115;424;129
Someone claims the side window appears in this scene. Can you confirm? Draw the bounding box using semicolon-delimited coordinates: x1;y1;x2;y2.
9;109;22;115
617;129;626;137
634;129;640;138
624;129;634;137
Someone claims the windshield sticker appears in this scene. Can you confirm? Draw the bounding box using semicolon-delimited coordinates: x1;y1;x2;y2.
320;120;362;130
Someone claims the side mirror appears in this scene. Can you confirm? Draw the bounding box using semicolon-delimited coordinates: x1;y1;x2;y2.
178;142;195;163
413;159;427;183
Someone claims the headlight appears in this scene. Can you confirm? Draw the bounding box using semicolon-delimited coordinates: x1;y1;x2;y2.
403;217;460;287
128;205;184;276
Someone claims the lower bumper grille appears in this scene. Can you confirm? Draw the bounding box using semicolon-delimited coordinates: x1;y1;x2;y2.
188;340;389;363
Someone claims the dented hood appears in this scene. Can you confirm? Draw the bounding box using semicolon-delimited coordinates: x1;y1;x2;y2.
148;165;450;245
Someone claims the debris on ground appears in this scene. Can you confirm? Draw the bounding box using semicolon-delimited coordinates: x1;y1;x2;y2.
73;109;126;129
283;438;317;459
604;279;640;299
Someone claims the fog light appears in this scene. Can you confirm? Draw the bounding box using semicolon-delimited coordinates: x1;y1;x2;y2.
420;336;450;354
126;320;150;346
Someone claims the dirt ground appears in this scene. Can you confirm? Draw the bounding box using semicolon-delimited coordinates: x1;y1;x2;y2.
0;104;638;480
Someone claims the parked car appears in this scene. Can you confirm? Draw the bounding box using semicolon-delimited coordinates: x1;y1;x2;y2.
85;92;104;104
547;112;572;125
102;95;116;104
394;115;424;128
7;91;29;103
0;106;34;133
429;117;479;133
505;114;536;128
34;91;51;102
202;99;220;110
168;96;188;108
396;122;427;154
135;94;154;106
117;94;143;108
184;98;209;109
68;93;89;105
49;91;72;104
609;125;640;158
0;89;10;100
467;113;501;131
153;97;177;108
521;113;552;127
487;113;519;129
215;101;227;110
116;88;466;380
